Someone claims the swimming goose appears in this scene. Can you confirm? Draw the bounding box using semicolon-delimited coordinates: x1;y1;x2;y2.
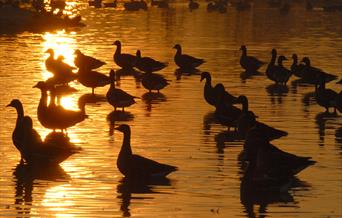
74;49;106;70
273;55;292;85
115;124;177;179
173;44;204;70
243;128;316;179
291;54;305;78
315;75;339;113
200;72;216;106
301;57;338;86
189;0;199;10
7;99;79;165
33;81;88;132
239;45;265;73
106;70;138;111
113;40;137;70
135;50;168;73
77;68;111;94
141;72;170;93
266;48;277;83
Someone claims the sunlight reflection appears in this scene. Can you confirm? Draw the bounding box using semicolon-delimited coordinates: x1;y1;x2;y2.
41;31;77;80
42;184;74;216
60;96;79;110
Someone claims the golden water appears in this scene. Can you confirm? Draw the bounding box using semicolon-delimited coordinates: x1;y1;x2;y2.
0;2;341;217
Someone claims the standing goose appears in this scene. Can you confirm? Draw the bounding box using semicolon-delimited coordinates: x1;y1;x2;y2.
74;49;106;70
301;57;338;86
213;83;237;108
315;75;339;113
141;72;170;93
200;72;216;106
239;45;265;73
106;70;138;111
115;124;177;179
7;99;79;165
173;44;204;70
266;48;277;83
273;55;292;85
113;40;137;70
291;54;305;78
77;69;111;94
33;81;88;132
45;48;58;73
135;50;168;73
52;55;78;85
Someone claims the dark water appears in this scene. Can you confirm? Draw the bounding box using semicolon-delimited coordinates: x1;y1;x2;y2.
0;2;342;217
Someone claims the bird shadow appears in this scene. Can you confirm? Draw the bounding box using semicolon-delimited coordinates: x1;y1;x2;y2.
12;162;69;217
141;92;167;112
107;111;134;136
117;177;172;217
315;112;339;145
78;93;107;105
203;111;219;133
174;68;201;80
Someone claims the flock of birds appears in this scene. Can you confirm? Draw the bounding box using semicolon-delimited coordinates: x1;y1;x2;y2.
7;40;341;190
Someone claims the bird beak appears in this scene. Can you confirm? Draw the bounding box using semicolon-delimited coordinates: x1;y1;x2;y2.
6;103;11;107
32;84;37;88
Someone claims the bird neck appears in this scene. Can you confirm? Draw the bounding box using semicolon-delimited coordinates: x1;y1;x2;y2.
270;52;277;65
242;99;249;113
278;59;283;67
15;104;24;126
292;57;297;66
205;76;211;86
120;131;132;156
39;89;48;108
176;47;182;56
115;44;121;56
241;48;247;57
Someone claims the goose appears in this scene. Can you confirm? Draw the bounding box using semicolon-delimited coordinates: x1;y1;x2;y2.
74;49;106;70
213;83;237;108
266;48;277;83
141;72;170;93
315;75;339;113
47;55;78;86
243;127;316;179
189;0;199;10
33;81;88;132
273;55;292;85
113;40;137;69
106;70;138;111
173;44;204;70
45;48;58;73
135;50;167;73
301;57;338;86
237;110;288;140
291;54;305;78
239;45;265;73
77;69;111;94
115;124;177;179
200;72;216;106
7;99;79;165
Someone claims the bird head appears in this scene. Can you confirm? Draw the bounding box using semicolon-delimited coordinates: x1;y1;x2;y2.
45;48;54;55
115;124;131;133
173;44;181;50
200;71;211;82
113;40;121;46
33;81;47;90
240;45;246;51
6;99;22;108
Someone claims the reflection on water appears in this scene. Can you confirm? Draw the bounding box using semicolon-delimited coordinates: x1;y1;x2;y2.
1;2;342;217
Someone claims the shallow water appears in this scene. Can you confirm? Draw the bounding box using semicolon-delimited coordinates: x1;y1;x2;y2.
0;2;342;217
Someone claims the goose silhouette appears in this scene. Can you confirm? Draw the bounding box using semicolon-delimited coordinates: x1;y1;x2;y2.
291;54;305;78
273;55;292;85
7;99;80;165
77;68;111;94
135;50;168;73
74;49;106;70
113;40;137;69
239;45;265;73
173;44;204;70
115;124;178;179
301;57;338;86
141;72;170;93
266;48;278;83
200;72;216;106
315;75;339;113
189;0;199;10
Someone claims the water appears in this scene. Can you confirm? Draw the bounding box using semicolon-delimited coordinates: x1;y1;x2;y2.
1;2;342;217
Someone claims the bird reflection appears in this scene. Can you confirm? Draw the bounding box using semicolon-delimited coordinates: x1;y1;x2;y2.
315;112;339;145
215;131;243;153
266;84;289;105
335;127;342;145
240;70;263;81
203;111;218;133
302;91;316;107
78;93;107;105
107;111;134;136
174;68;201;80
115;68;142;88
142;92;167;112
116;177;172;217
13;162;69;217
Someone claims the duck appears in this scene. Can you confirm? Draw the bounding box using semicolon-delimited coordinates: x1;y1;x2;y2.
7;99;80;165
189;0;199;10
266;48;277;83
77;68;111;94
243;127;316;179
173;44;204;70
115;124;177;179
239;45;265;73
291;54;305;78
301;57;338;86
113;40;137;70
141;72;170;93
237;110;288;140
200;72;216;106
273;55;292;85
33;81;88;132
135;50;168;73
315;75;339;113
106;70;138;111
74;49;106;70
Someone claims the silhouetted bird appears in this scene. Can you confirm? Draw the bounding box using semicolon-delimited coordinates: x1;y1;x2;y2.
113;40;137;69
200;72;216;106
291;54;305;78
315;75;339;113
106;70;138;111
173;44;204;70
273;55;292;85
239;45;265;73
77;68;111;94
115;124;178;179
141;72;170;93
135;50;167;73
74;49;106;70
266;48;278;83
189;0;199;10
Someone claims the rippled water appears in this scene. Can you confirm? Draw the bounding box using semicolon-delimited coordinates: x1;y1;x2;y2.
1;2;342;217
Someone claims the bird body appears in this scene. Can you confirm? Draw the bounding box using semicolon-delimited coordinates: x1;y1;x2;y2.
135;50;167;73
200;72;216;106
301;57;337;86
141;72;169;92
74;49;106;70
113;40;137;69
78;69;111;94
173;44;204;69
239;45;264;73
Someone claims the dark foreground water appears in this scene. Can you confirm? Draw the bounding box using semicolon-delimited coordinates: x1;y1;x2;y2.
0;1;341;217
